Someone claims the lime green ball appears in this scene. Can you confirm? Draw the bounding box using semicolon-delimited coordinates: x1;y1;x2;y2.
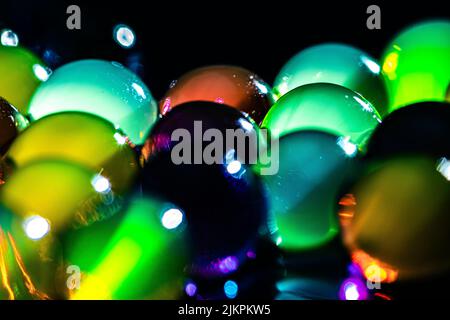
28;60;158;144
262;83;382;147
274;43;388;117
382;20;450;112
0;45;49;114
63;195;189;299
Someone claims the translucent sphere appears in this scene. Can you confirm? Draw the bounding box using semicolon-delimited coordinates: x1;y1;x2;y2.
274;43;388;116
63;194;189;299
7;112;138;194
382;20;450;112
28;59;158;144
263;131;357;250
262;83;382;147
0;45;49;114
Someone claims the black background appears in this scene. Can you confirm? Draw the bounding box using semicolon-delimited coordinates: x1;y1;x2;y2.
1;0;448;101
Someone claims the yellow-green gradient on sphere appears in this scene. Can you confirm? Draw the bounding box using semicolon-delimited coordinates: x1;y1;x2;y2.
0;45;49;114
262;83;382;147
0;205;62;300
64;195;188;299
382;20;450;112
7;112;138;194
0;160;118;231
28;59;158;144
274;43;388;117
348;156;450;279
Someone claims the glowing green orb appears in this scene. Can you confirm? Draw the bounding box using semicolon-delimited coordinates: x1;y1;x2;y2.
0;45;49;114
64;195;189;299
262;83;382;147
274;43;388;116
382;20;450;112
263;131;356;251
28;59;158;144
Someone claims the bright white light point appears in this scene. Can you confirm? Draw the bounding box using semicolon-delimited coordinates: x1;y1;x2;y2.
1;29;19;46
254;80;268;94
353;95;373;113
161;208;183;230
361;56;381;74
344;283;360;300
23;216;50;240
91;175;111;193
226;160;242;175
114;24;135;48
132;83;147;99
33;64;52;81
114;132;127;145
437;158;450;181
337;137;357;157
238;118;253;132
276;236;282;246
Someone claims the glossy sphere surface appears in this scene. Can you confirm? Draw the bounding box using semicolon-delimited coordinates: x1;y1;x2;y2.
263;131;357;250
262;83;382;147
7;112;138;194
348;156;450;278
0;160;119;231
0;45;48;114
28;59;158;144
160;65;274;123
382;20;450;112
0;97;29;155
142;102;267;275
273;43;388;116
366;102;450;160
0;205;62;300
64;195;189;299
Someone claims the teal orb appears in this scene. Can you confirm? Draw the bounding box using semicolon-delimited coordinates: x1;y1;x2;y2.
262;83;382;148
28;59;158;144
273;43;388;117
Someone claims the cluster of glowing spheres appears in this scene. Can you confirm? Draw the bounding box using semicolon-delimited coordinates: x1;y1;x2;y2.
263;131;357;250
0;160;119;231
63;195;189;299
382;20;450;112
0;44;50;114
262;83;382;147
0;97;29;155
160;65;274;123
6;112;138;193
28;59;158;144
346;156;450;279
273;43;388;117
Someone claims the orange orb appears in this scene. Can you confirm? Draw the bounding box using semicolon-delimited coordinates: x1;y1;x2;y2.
159;65;275;123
